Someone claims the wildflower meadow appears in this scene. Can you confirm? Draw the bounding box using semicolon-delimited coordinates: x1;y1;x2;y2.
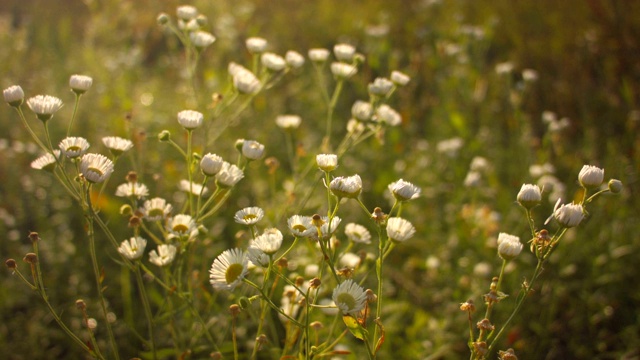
1;1;638;359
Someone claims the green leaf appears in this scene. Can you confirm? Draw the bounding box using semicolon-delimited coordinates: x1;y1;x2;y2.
342;315;366;341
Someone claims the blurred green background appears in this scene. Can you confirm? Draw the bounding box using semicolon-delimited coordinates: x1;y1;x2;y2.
1;0;638;359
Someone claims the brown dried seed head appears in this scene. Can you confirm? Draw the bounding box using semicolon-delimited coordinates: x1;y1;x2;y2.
309;278;321;289
229;304;241;317
23;253;38;264
5;259;17;269
76;299;87;310
126;171;138;183
28;232;40;243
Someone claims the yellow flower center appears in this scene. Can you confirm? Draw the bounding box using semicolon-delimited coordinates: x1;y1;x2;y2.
225;263;244;284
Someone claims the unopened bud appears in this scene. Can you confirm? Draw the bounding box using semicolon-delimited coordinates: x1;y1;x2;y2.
229;304;241;317
309;278;321;288
23;253;38;264
158;130;171;142
234;139;245;152
5;259;17;269
28;232;40;243
126;171;138;183
120;204;133;216
157;13;169;25
608;179;623;194
295;276;305;287
128;215;142;228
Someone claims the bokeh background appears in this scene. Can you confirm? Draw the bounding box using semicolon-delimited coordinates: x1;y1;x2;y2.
1;0;639;358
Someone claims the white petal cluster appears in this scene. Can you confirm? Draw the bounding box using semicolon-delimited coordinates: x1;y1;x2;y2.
234;207;265;225
80;153;114;183
177;110;204;130
285;51;305;68
390;71;410;86
179;179;208;196
578;165;604;189
344;223;371;244
386;217;416;242
351;101;373;121
287;215;315;237
497;233;523;261
553;202;584;228
332;279;367;316
168;214;196;237
118;237;147;260
102;136;134;156
308;48;330;62
375;104;401;126
149;244;177;267
3;85;24;106
388;179;421;201
517;184;542;209
261;52;286;72
246;37;267;53
368;77;394;96
316;154;338;172
250;228;283;255
276;115;302;129
115;182;150;199
209;248;248;291
69;74;93;94
215;162;244;187
242;140;265;160
59;137;90;159
190;31;216;49
143;197;173;221
331;62;357;79
200;153;225;176
176;5;198;21
330;175;362;198
31;151;60;172
26;95;63;120
333;44;356;62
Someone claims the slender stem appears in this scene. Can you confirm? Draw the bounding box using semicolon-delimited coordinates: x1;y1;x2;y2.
67;93;81;137
85;185;120;360
134;264;157;360
15;107;48;152
186;130;194;215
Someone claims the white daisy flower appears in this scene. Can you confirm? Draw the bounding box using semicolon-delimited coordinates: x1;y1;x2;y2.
102;136;134;157
285;50;305;68
316;154;338;172
179;179;208;196
115;182;149;199
374;104;401;126
339;252;361;269
390;70;410;86
79;153;114;183
176;5;198;21
233;70;261;94
312;216;342;239
287;215;315;237
234;207;264;225
333;43;356;62
246;37;268;54
247;246;270;268
344;223;371;244
330;62;357;79
241;140;265;160
250;228;283;255
261;52;286;72
3;85;24;107
149;244;177;267
209;248;248;291
553;202;584;228
517;184;542;209
215;162;244;187
177;110;203;130
351;100;373;121
31;151;60;172
332;279;367;316
118;236;147;260
69;74;93;94
275;115;302;129
497;233;523;261
26;95;63;121
308;48;330;62
167;214;196;237
190;31;216;49
330;175;362;198
59;137;90;159
388;179;421;201
386;217;416;242
578;165;604;189
368;77;394;96
142;197;173;221
200;153;225;176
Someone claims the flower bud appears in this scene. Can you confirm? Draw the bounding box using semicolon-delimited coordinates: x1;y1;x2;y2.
553;202;584;228
5;259;17;269
120;204;133;216
578;165;604;189
156;13;169;25
23;253;38;264
158;130;171;141
608;179;623;193
69;75;93;95
3;85;25;107
28;232;40;243
517;183;542;209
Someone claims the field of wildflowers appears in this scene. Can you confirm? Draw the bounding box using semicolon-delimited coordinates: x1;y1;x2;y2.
1;0;638;359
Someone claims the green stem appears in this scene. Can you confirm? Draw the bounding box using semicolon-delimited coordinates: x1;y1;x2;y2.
134;264;157;360
15;107;48;152
67;93;81;137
